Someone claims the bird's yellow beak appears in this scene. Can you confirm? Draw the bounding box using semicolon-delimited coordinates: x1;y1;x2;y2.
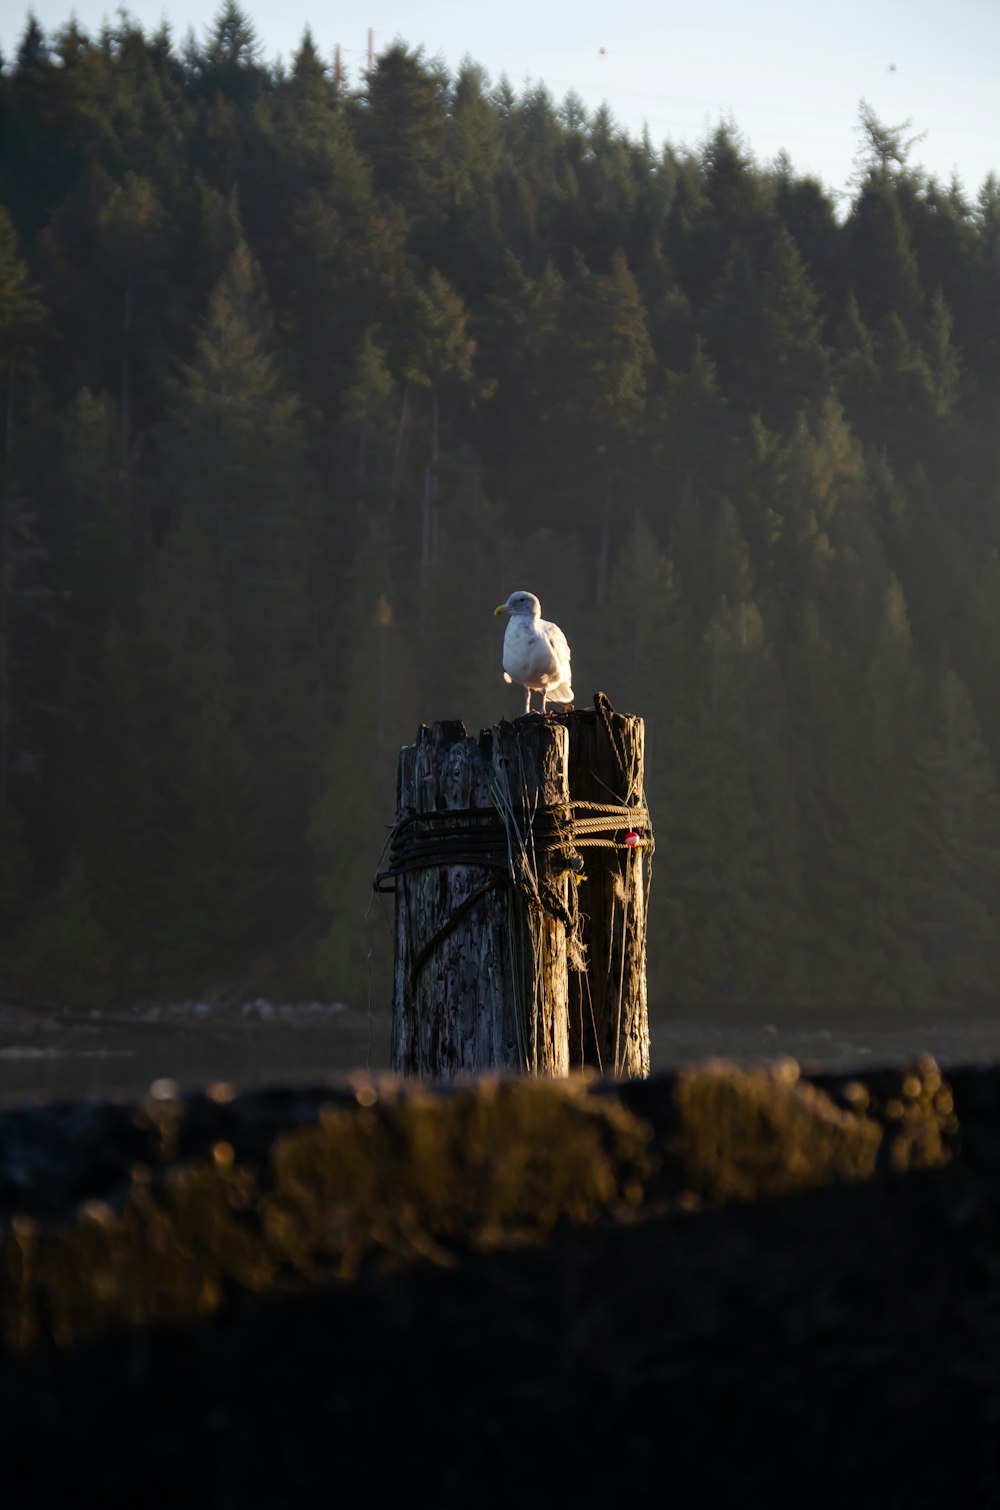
494;604;508;616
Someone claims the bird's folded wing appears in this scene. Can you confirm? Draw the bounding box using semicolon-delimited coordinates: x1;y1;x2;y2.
542;619;572;675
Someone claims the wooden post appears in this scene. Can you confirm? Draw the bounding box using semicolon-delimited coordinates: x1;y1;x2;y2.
383;695;651;1080
563;702;651;1078
389;716;570;1077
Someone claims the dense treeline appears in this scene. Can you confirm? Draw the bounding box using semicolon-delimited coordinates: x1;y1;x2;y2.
1;4;999;1018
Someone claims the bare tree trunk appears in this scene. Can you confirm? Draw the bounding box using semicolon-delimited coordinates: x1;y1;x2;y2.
120;276;131;504
596;480;612;607
388;383;409;512
419;385;441;598
420;465;432;591
429;383;440;568
355;421;368;516
3;362;13;462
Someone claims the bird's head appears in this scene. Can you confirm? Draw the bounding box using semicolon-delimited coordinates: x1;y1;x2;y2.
494;591;541;619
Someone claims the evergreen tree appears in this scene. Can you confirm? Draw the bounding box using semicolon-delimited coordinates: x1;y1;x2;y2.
309;527;423;1001
441;60;504;295
680;123;772;306
353;42;449;249
663;580;805;1009
474;251;564;510
0;207;46;384
905;668;1000;1006
146;233;322;984
337;328;398;516
599;514;687;986
189;2;268;109
846;176;925;332
72;618;173;996
0;208;49;938
545;249;653;598
703;224;828;420
2;9;1000;1023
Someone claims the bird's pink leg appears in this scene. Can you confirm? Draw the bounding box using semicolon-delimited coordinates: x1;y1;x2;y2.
524;685;532;715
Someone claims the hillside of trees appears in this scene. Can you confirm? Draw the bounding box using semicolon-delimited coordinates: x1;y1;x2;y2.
1;4;999;1018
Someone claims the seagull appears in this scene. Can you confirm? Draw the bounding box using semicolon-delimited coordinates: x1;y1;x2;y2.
494;590;574;715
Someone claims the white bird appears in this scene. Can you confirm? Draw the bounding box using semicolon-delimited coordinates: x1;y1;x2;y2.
494;590;574;716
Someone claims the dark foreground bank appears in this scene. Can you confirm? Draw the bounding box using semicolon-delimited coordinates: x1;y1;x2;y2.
0;1059;996;1507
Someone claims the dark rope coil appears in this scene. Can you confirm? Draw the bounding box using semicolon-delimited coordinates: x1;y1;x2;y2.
375;694;654;993
374;798;653;893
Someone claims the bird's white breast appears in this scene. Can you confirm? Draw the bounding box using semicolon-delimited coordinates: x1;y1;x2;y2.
503;617;563;687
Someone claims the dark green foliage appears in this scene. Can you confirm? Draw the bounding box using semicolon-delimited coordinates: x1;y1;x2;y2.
0;22;999;1021
351;42;449;253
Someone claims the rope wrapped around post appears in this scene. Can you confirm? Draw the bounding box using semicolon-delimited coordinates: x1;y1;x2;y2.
383;697;653;1080
376;798;653;885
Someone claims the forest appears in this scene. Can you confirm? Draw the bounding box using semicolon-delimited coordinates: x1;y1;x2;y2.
1;3;999;1020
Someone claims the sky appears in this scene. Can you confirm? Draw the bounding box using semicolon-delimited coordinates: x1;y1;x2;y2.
2;0;998;201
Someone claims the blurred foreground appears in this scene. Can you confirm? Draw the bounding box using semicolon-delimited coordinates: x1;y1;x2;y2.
0;1058;994;1505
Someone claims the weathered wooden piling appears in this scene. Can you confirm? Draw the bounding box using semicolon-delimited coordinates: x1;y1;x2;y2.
381;693;653;1080
564;701;651;1078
